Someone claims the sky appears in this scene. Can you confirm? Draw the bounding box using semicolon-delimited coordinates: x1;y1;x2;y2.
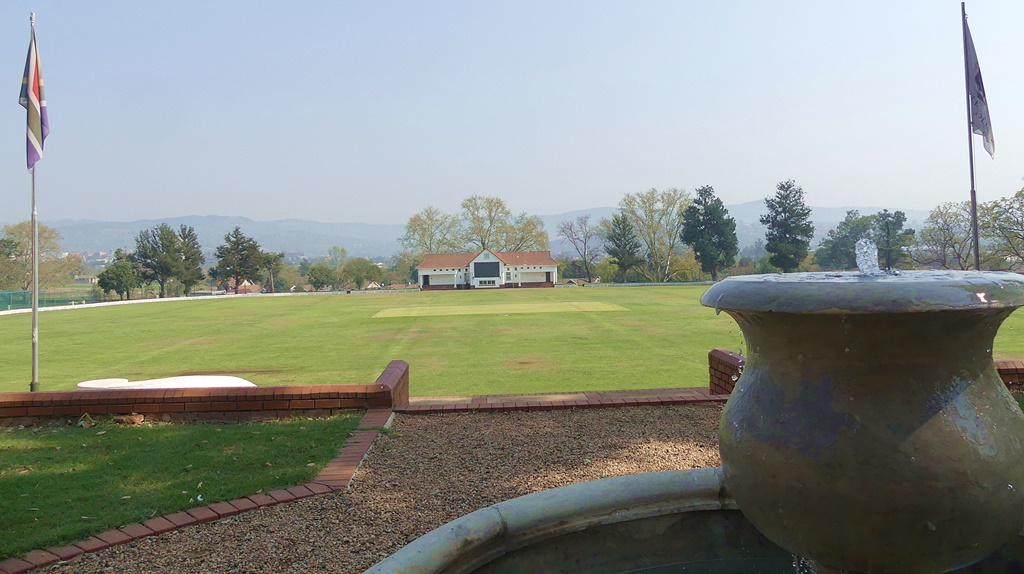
1;1;1022;225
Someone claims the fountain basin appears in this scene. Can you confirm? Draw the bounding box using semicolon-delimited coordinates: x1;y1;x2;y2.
364;466;1024;573
702;271;1024;573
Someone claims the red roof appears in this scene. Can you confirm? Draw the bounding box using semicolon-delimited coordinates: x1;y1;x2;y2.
494;251;557;266
417;250;557;269
417;253;476;269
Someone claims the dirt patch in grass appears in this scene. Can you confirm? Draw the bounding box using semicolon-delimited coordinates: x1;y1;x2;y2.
140;336;231;349
508;358;551;369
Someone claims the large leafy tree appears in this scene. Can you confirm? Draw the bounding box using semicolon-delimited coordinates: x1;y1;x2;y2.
872;209;915;270
500;212;549;252
400;207;462;254
209;227;263;291
618;188;691;282
602;213;643;282
459;195;547;252
402;197;548;254
134;224;181;298
97;249;142;300
557;214;602;282
680;185;738;280
306;262;336;291
0;221;83;290
387;251;421;285
981;189;1024;270
815;210;875;270
760;180;814;273
460;195;512;251
913;202;976;270
340;257;385;289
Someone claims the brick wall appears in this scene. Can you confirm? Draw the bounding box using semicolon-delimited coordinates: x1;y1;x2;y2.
708;349;745;395
0;360;409;426
708;350;1024;396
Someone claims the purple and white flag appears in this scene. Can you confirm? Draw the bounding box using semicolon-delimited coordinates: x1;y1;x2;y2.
19;16;48;173
964;17;994;158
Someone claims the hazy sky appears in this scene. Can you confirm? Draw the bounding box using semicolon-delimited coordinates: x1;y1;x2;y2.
1;1;1022;225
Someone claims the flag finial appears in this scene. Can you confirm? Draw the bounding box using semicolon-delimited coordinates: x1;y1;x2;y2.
30;12;35;26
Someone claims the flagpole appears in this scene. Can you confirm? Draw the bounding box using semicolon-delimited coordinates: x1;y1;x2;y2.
31;167;39;392
28;12;40;392
961;2;981;271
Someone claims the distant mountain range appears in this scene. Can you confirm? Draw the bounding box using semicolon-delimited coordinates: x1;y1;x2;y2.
6;203;930;261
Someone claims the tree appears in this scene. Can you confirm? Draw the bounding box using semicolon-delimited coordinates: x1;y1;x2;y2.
261;252;285;293
459;195;548;252
760;180;814;273
602;213;643;282
680;185;738;280
400;207;461;254
209;227;263;291
872;209;915;270
97;249;142;300
814;210;875;270
273;261;304;293
340;258;384;289
981;189;1024;270
500;212;549;252
325;246;348;270
176;225;205;295
618;188;691;282
0;237;20;289
387;251;421;285
0;221;83;290
557;215;602;282
913;202;977;270
133;224;182;298
460;195;512;251
306;262;336;291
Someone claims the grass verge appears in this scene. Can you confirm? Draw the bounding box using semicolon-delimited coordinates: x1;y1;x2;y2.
0;413;360;560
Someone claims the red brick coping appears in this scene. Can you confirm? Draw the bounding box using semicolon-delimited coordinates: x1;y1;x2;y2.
397;387;727;414
708;349;1024;395
0;360;409;426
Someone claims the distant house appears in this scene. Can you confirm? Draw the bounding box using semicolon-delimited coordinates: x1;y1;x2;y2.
416;249;558;290
233;279;262;295
365;280;383;290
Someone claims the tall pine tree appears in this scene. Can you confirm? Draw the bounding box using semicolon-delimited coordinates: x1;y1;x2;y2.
760;180;814;273
603;213;643;282
681;185;738;280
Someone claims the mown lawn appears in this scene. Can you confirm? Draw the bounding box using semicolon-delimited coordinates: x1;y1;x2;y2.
0;414;361;560
0;286;1022;396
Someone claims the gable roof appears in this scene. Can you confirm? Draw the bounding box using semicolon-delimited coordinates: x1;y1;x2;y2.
417;252;476;269
417;250;557;270
495;251;557;266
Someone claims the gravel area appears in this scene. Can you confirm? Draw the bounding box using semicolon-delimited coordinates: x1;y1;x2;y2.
43;404;722;574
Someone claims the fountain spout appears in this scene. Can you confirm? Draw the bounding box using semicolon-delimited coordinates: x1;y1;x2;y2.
855;237;881;274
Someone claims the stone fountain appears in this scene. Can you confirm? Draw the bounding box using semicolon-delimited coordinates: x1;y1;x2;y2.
365;261;1024;574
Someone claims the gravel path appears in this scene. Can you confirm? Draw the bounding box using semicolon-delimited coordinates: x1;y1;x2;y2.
44;404;723;574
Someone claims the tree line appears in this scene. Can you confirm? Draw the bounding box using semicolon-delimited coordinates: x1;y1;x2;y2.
7;183;1024;297
400;182;1024;284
